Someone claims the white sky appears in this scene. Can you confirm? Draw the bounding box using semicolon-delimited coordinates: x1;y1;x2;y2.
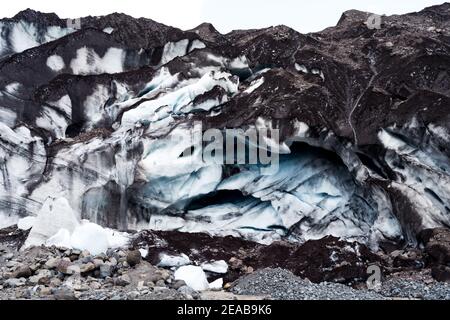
1;0;447;33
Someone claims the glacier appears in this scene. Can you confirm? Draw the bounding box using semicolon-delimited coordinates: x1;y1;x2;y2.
1;7;450;252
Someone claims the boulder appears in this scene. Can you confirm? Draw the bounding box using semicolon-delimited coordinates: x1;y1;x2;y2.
126;250;142;267
420;228;450;265
12;265;32;278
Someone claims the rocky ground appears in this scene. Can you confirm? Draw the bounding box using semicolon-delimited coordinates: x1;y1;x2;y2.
1;226;450;300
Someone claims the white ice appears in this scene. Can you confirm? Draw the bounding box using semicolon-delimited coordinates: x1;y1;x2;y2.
201;260;228;274
244;77;264;94
157;253;191;268
102;27;114;34
70;47;125;75
160;39;190;65
46;220;130;255
174;265;210;291
24;197;79;248
208;278;223;290
46;54;65;72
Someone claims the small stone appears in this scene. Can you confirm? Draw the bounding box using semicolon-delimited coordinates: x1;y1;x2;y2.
109;257;118;266
56;259;72;274
68;255;79;262
12;265;32;278
99;263;113;278
127;291;139;299
431;265;450;282
115;274;131;287
126;250;142;267
88;281;101;290
6;260;19;268
158;269;171;281
153;286;169;293
29;275;41;285
137;281;145;291
229;257;243;269
95;253;108;261
37;269;53;277
66;265;81;275
172;280;186;290
49;278;62;287
178;285;200;299
80;262;96;274
79;250;91;259
53;287;77;300
5;278;26;288
38;276;50;286
93;259;104;268
29;263;41;272
74;284;90;292
156;279;166;287
45;257;60;269
3;253;14;260
39;286;52;296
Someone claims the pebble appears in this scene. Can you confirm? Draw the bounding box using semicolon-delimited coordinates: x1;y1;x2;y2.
45;258;60;269
79;250;91;259
178;285;200;299
99;264;113;278
66;265;81;275
53;287;77;300
39;286;52;296
4;278;26;288
115;274;131;287
80;262;96;274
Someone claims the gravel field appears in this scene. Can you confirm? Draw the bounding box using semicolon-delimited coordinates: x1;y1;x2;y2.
380;277;450;300
232;268;450;300
231;268;388;300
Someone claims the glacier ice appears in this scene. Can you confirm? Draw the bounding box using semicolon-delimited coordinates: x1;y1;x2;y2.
201;260;228;274
174;265;210;291
24;197;79;248
208;278;223;290
0;61;407;248
1;22;448;252
45;221;129;254
157;253;191;268
0;21;73;57
244;77;264;94
70;47;126;75
160;39;190;66
46;54;65;71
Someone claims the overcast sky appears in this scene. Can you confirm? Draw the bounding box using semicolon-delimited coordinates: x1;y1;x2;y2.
1;0;447;33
